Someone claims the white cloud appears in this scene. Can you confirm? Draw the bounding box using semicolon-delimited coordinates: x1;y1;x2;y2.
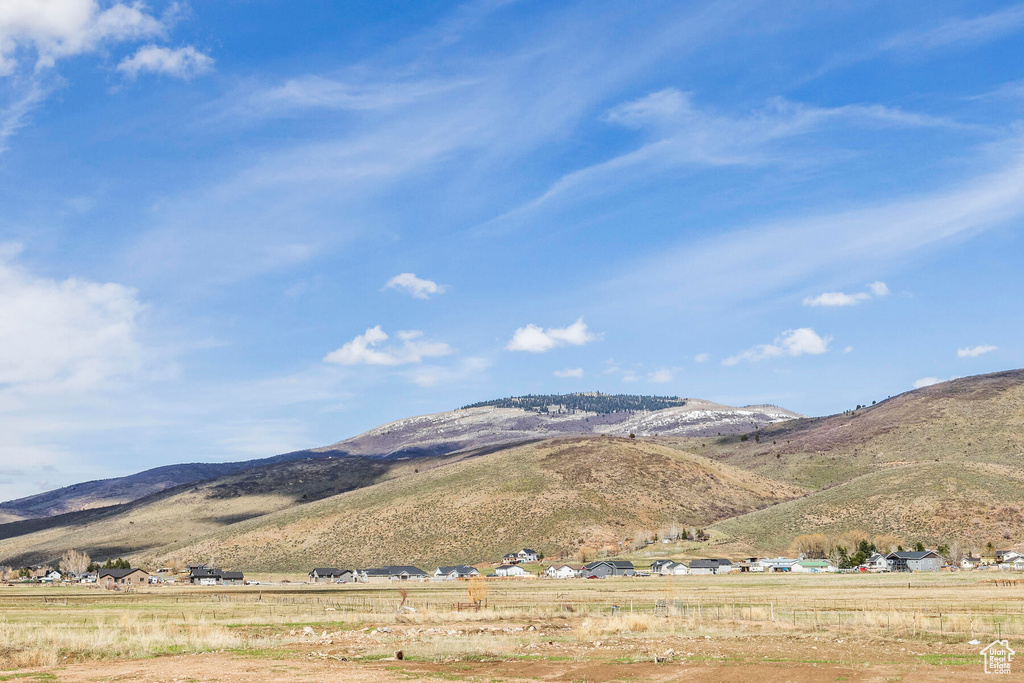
410;355;491;387
804;281;890;307
505;318;598;353
553;367;584;378
648;368;674;383
843;346;854;353
913;376;943;389
694;353;710;363
117;44;213;80
384;272;446;299
866;281;890;297
957;344;997;358
323;326;452;366
723;328;830;366
0;0;167;73
881;6;1024;53
0;243;144;389
803;291;870;307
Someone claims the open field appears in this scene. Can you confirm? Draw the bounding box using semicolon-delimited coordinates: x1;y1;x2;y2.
3;572;1023;681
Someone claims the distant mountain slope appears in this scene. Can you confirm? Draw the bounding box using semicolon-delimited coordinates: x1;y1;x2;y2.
700;369;1024;551
0;437;804;570
1;395;801;521
138;437;804;571
319;398;801;459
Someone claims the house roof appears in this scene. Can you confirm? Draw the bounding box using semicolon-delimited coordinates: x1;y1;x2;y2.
690;558;731;568
98;568;147;579
584;560;634;570
219;572;244;580
310;567;344;576
520;548;537;554
650;559;673;569
496;564;523;570
887;551;939;560
362;566;428;576
436;566;478;574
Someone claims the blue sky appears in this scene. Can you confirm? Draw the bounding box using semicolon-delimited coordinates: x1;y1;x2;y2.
1;0;1022;500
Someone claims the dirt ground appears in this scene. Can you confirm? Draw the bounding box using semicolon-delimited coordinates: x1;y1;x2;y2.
11;632;1001;682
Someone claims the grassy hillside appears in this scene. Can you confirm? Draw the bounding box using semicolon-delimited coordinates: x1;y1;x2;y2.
692;370;1024;552
0;454;448;568
134;437;802;571
714;461;1024;554
663;370;1024;489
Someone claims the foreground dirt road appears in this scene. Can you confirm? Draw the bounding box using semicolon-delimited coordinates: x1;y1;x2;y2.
11;634;998;682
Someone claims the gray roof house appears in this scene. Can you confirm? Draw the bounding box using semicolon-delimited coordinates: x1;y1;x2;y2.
649;559;674;573
434;566;480;580
886;551;941;572
583;560;635;578
309;568;353;583
359;566;429;581
689;558;733;575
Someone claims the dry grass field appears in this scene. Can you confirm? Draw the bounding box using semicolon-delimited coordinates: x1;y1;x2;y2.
3;572;1022;681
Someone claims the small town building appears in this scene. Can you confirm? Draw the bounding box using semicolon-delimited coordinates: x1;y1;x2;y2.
583;560;635;578
188;567;245;585
517;549;539;562
433;566;480;580
886;550;941;572
689;558;733;575
494;564;530;577
97;568;150;589
792;559;834;573
308;568;353;583
861;553;891;572
358;566;429;582
545;564;583;579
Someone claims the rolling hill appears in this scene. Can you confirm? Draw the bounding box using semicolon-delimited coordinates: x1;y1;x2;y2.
4;372;1024;570
0;437;803;570
0;394;800;520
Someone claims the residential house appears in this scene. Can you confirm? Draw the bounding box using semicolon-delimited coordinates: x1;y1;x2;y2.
649;560;673;573
862;553;891;572
40;570;62;583
960;556;981;570
433;566;480;580
658;561;689;576
357;566;429;582
689;559;733;575
308;568;353;583
792;559;835;573
189;567;245;585
494;564;530;577
545;564;583;579
752;558;800;573
886;551;941;572
502;553;520;565
583;560;635;578
97;568;150;589
517;549;539;563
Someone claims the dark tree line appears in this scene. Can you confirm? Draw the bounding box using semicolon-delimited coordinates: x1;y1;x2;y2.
463;393;686;415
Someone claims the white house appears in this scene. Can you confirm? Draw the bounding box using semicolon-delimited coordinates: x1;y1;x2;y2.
517;549;539;563
791;560;835;573
656;561;688;576
433;566;480;580
545;564;582;579
753;558;801;572
863;553;890;572
495;564;530;577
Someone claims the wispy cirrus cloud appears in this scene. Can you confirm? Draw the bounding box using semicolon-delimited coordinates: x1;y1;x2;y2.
482;89;980;224
608;141;1024;310
553;367;584;378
